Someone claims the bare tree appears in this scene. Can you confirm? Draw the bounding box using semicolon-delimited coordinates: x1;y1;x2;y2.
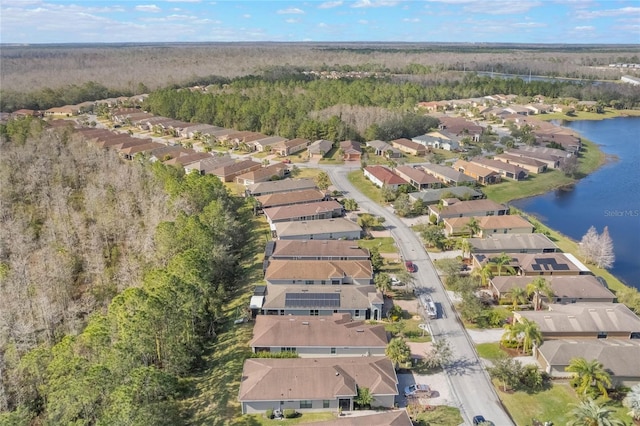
579;225;615;269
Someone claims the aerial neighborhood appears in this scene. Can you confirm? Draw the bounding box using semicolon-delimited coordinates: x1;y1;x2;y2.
6;87;639;426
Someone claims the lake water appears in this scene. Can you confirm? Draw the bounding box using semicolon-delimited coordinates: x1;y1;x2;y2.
512;117;640;290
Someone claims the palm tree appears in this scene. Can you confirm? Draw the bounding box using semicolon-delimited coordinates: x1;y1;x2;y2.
510;287;528;311
385;338;411;370
463;217;481;237
374;273;392;296
473;263;493;287
459;238;472;260
519;318;543;355
567;398;625;426
526;277;554;311
501;321;525;353
566;358;612;399
492;252;516;276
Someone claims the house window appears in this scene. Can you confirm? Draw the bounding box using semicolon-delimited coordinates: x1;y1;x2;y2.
310;310;319;316
300;400;312;409
597;332;607;339
332;280;340;285
321;280;326;285
280;347;296;352
323;400;331;409
330;347;336;355
305;280;314;285
354;310;360;318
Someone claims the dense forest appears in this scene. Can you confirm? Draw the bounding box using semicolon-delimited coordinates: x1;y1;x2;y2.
2;43;640;112
142;73;640;141
0;120;256;424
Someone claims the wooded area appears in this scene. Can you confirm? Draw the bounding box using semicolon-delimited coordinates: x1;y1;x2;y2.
2;43;639;112
0;121;256;424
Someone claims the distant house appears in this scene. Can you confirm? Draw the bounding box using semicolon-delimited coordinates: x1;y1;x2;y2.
365;140;403;158
515;303;640;340
394;166;441;190
408;186;483;205
428;199;507;222
259;284;383;319
493;153;547;174
340;140;362;161
308;139;334;158
490;275;616;305
211;159;262;182
273;218;362;240
266;239;370;261
272;138;310;157
468;233;558;254
437;116;483;141
246;178;317;197
536;339;640;386
256;189;327;210
263;200;344;227
44;105;79;117
264;259;373;285
419;163;476;186
453;160;501;185
391;138;427;156
363;166;407;190
254;136;288;153
183;155;236;175
442;215;533;237
412;131;460;151
472;252;591;276
469;157;528;181
163;152;212;167
250;313;388;357
505;147;570;169
238;357;398;414
235;163;288;186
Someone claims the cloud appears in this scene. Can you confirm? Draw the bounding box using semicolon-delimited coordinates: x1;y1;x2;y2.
358;19;369;24
317;22;328;28
166;0;202;2
242;13;251;18
574;25;594;31
135;4;161;12
403;18;420;22
285;18;301;23
462;1;542;15
277;7;304;14
318;1;343;9
512;21;546;28
576;7;640;19
352;0;399;8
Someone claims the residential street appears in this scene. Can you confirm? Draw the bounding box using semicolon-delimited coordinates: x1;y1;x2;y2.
323;165;515;426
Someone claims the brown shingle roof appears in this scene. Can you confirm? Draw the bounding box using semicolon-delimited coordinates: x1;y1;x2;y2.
491;275;616;300
270;240;370;259
262;284;380;311
274;218;362;238
394;166;440;185
238;357;398;402
265;259;372;281
436;199;506;216
364;166;407;186
263;200;343;222
250;313;388;349
256;189;326;208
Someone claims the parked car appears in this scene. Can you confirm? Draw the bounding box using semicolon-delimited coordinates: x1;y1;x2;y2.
281;158;291;164
403;384;432;397
405;261;417;273
473;415;493;425
391;277;403;286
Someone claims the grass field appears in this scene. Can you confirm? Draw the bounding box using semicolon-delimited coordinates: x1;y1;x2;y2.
347;170;386;205
539;108;640;122
412;405;463;425
358;236;398;253
475;342;508;360
242;412;337;425
318;147;345;165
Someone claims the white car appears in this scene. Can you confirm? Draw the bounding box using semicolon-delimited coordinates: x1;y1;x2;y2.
403;384;432;397
391;277;403;286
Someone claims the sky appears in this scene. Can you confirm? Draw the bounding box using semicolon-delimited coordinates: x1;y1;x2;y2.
1;0;639;44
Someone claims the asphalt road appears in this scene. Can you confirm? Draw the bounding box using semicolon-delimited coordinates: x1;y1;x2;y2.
324;165;514;426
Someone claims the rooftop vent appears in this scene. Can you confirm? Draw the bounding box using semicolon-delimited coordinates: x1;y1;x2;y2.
302;321;309;325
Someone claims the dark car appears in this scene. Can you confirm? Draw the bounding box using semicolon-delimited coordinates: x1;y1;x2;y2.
473;415;490;425
405;261;417;273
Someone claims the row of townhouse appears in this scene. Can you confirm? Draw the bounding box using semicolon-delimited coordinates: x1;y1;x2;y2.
239;177;409;422
462;231;640;386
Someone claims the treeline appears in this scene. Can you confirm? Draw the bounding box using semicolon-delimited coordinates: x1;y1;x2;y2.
0;122;255;423
0;81;133;113
144;73;640;141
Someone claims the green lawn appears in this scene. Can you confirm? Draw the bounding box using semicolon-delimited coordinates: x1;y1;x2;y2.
497;381;579;425
318;147;345;165
358;237;398;253
347;170;386;205
475;342;507;360
411;405;464;426
539;108;640;122
497;381;633;426
242;412;337;425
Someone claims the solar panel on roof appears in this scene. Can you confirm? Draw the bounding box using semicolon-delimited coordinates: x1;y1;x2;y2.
285;292;341;308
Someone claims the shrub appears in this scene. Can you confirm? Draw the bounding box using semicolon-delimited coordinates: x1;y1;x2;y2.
283;409;297;418
265;409;274;419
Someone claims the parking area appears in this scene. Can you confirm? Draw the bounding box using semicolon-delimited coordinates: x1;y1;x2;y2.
396;370;455;408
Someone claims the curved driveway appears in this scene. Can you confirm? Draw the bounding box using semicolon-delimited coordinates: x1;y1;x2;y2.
324;165;514;426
